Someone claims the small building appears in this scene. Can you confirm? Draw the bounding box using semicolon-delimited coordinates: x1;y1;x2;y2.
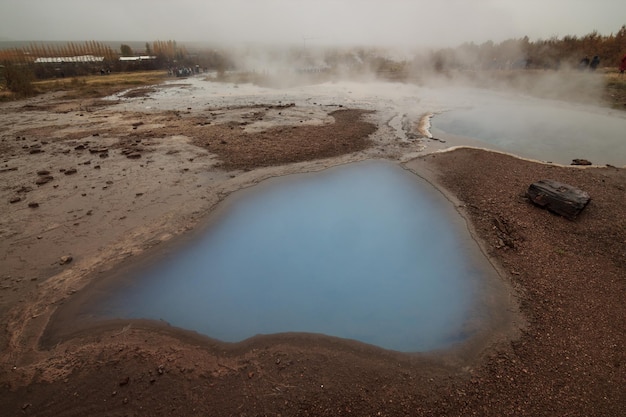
119;56;157;62
34;55;104;63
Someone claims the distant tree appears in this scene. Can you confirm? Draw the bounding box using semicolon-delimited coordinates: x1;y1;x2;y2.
120;44;133;57
145;42;152;55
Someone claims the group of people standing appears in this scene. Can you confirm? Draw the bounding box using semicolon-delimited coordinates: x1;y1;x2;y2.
579;54;626;74
578;55;601;70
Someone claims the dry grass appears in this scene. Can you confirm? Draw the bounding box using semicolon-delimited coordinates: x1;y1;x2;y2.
1;70;168;101
32;70;168;99
603;71;626;109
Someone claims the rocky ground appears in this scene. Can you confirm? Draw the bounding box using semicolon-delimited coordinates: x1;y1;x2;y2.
0;79;624;416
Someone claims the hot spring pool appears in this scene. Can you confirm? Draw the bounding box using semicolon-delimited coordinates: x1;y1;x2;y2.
431;95;626;167
83;160;503;352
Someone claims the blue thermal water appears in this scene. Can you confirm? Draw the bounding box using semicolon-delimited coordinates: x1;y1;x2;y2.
95;161;484;352
432;98;626;166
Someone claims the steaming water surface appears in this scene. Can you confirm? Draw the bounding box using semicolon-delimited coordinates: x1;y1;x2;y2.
113;77;626;166
431;93;626;166
91;161;496;352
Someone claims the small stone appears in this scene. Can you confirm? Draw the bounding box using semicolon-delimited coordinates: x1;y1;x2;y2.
28;202;39;208
64;168;78;175
59;255;73;265
9;196;21;204
35;175;53;185
89;147;108;154
571;158;592;166
126;153;141;159
37;170;50;176
119;376;130;386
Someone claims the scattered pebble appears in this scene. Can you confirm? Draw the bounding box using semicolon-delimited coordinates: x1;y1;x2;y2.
35;176;53;185
59;255;72;265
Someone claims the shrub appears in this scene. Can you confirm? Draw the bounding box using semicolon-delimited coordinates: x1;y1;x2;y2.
2;63;35;97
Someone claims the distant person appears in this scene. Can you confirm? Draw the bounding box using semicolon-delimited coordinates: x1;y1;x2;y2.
589;56;600;71
620;54;626;75
578;56;590;70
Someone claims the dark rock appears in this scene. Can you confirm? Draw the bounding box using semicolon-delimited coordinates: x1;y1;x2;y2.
126;153;141;159
527;179;590;220
35;175;53;185
571;158;592;166
16;186;32;193
36;170;50;176
29;148;43;154
28;202;39;208
9;196;21;204
64;168;78;175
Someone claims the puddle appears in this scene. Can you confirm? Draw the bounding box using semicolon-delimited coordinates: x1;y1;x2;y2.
73;160;511;352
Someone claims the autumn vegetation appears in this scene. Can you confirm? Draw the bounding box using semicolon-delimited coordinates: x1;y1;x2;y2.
1;26;625;102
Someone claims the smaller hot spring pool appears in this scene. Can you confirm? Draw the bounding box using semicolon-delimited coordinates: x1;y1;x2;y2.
431;94;626;167
78;161;505;352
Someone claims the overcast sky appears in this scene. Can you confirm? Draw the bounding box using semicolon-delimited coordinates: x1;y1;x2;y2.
1;0;624;48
